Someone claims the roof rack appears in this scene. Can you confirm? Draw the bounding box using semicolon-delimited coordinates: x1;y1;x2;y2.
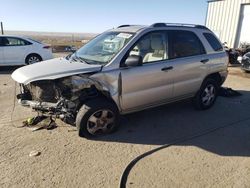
117;25;132;28
150;23;209;30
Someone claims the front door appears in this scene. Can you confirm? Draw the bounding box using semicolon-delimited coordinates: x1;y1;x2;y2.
120;31;174;111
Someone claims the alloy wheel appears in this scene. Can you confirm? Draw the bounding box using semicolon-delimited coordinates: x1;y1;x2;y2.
201;84;216;106
28;56;40;64
87;109;115;135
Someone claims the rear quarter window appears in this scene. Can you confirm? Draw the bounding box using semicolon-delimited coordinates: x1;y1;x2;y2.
203;33;223;51
28;38;42;44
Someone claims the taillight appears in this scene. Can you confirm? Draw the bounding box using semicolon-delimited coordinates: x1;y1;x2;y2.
43;46;51;49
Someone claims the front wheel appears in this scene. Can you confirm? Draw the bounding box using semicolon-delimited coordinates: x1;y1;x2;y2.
76;98;120;138
193;78;218;110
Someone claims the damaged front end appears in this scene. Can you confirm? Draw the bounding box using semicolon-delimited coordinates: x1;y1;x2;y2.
18;75;107;124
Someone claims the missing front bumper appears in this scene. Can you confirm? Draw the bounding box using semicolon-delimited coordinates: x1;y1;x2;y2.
18;99;59;109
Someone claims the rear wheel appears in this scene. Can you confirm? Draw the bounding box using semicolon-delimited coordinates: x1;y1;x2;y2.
25;54;42;64
193;78;218;110
76;98;119;138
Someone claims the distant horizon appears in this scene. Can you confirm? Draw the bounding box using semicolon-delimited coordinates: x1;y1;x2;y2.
4;29;98;35
3;30;98;40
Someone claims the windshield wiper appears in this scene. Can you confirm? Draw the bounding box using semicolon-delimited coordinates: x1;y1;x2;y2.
65;53;72;60
71;53;89;64
71;53;105;65
77;56;91;64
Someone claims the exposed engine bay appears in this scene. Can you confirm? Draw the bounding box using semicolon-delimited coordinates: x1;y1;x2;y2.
17;75;109;124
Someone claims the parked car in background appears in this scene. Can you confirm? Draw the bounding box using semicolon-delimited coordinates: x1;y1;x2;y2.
0;35;53;66
239;42;250;56
12;23;228;138
241;52;250;72
65;46;77;52
52;45;78;53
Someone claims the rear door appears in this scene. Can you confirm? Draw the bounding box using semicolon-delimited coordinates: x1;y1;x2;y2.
168;30;208;98
0;37;4;65
3;37;32;65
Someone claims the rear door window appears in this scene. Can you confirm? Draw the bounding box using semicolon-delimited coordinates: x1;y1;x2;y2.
203;33;223;51
3;37;31;46
169;30;206;59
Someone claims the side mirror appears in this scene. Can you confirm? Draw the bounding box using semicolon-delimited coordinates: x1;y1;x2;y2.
124;55;142;67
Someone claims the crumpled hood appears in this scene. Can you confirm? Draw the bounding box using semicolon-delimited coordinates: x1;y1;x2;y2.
11;58;102;84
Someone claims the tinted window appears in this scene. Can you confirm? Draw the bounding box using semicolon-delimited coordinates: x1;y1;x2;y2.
0;37;3;46
129;32;168;64
203;33;223;51
3;37;31;46
170;31;205;59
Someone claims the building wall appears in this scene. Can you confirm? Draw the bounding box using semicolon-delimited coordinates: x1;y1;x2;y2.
206;0;250;48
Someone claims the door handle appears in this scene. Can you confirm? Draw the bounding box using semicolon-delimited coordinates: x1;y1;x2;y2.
200;59;209;63
161;66;173;71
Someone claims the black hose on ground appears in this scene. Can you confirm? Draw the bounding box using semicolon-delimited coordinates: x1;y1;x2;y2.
119;116;250;188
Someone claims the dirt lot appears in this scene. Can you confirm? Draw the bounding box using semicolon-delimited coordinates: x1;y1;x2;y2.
0;65;250;188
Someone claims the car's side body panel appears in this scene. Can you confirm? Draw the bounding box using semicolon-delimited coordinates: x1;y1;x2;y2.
101;27;228;113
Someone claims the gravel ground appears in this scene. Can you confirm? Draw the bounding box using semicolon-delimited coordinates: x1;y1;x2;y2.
0;65;250;188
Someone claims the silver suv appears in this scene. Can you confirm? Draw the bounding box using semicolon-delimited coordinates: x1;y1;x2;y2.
12;23;228;138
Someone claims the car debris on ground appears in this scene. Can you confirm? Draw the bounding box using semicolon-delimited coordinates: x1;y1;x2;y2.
22;115;57;132
218;87;242;97
29;150;41;157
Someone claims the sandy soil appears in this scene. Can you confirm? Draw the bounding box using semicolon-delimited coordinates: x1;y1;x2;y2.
0;66;250;188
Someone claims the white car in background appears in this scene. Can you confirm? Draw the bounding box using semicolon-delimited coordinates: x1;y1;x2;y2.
0;35;53;66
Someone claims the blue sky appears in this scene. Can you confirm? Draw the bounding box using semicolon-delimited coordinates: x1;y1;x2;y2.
0;0;208;33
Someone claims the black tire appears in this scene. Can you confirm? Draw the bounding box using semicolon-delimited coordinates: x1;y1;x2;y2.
243;69;250;73
193;78;219;110
76;98;120;138
25;54;42;65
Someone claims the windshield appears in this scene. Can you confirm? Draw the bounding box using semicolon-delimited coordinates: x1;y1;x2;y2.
72;32;134;65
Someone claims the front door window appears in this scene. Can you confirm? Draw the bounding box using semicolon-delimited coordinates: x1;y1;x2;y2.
129;32;168;64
